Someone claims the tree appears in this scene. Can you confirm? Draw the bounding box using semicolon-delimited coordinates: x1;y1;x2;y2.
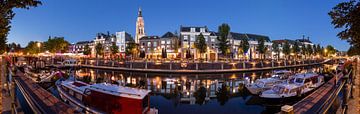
272;42;280;60
283;42;291;59
139;50;146;58
217;23;230;57
347;45;360;56
0;0;42;54
329;0;360;46
292;42;300;59
83;44;91;57
239;38;250;60
44;36;69;53
95;43;103;59
324;45;337;57
301;44;307;59
195;33;207;59
257;38;267;60
307;45;313;58
110;42;119;60
24;41;43;54
125;42;138;58
7;42;21;53
316;44;322;55
161;48;167;59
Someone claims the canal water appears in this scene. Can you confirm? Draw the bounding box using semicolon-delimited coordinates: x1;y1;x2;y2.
43;64;335;114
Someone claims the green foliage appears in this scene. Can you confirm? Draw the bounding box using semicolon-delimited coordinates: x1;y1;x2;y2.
6;42;21;52
257;38;267;59
195;33;207;54
125;42;137;56
161;48;167;58
316;44;322;55
95;43;103;58
306;44;313;55
139;50;145;58
83;44;91;56
292;42;300;56
324;45;337;56
0;0;42;54
217;23;230;56
347;45;360;56
282;42;291;58
110;42;119;55
272;42;280;59
329;0;360;46
239;38;249;56
44;36;69;53
24;41;44;54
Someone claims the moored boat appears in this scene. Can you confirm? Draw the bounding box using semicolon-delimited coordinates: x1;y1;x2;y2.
56;78;158;114
245;70;293;95
259;72;324;99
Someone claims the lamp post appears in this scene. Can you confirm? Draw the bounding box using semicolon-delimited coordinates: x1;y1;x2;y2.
37;42;41;54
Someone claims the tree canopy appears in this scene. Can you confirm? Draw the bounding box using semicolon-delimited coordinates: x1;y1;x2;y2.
95;43;103;58
83;44;91;56
44;36;69;53
282;42;291;59
217;23;230;56
195;33;207;54
329;0;360;47
24;41;43;54
0;0;42;54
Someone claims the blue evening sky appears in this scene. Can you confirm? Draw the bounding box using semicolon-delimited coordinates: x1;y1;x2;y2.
8;0;350;51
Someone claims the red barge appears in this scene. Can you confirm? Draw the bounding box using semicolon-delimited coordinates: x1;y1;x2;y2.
56;79;158;114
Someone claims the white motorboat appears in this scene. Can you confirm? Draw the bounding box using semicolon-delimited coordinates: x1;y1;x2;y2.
260;72;324;99
245;70;293;95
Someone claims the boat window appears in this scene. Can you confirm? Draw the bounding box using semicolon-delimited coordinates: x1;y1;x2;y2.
295;78;303;83
256;81;265;87
304;79;311;83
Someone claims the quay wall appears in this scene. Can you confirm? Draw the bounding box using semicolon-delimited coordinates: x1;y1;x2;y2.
72;59;330;74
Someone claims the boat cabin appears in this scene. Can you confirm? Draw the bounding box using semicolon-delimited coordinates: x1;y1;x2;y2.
60;81;151;114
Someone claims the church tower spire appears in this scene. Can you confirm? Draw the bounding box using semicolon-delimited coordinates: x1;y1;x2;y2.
135;7;145;44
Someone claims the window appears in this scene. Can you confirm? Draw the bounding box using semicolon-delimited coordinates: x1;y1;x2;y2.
211;38;215;42
190;35;195;41
183;36;188;41
161;40;165;44
191;28;195;32
200;28;205;32
147;42;151;47
167;40;171;44
153;42;157;47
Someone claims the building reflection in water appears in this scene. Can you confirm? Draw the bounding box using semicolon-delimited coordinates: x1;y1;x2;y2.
73;66;322;106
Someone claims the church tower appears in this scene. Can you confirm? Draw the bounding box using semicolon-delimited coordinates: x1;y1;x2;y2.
135;7;145;44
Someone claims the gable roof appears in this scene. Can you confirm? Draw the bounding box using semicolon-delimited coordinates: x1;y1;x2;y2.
161;32;176;38
244;33;271;42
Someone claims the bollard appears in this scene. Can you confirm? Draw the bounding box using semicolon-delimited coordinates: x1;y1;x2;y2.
243;62;246;69
169;61;172;70
221;63;224;70
196;63;198;70
281;105;294;114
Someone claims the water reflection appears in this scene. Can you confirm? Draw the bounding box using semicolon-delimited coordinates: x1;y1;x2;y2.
65;65;326;114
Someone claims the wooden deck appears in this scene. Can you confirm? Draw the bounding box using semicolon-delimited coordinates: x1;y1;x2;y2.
293;73;344;114
13;70;75;114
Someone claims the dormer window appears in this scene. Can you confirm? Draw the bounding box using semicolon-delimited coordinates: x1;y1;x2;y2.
190;28;195;32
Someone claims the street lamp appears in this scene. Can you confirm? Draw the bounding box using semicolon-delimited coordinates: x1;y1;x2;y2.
37;42;41;54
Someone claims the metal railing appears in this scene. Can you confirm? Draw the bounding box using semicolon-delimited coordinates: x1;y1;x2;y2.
317;69;352;114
